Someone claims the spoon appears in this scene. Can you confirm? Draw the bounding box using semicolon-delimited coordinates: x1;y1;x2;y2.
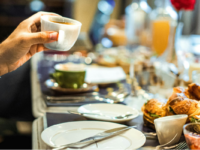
67;111;134;119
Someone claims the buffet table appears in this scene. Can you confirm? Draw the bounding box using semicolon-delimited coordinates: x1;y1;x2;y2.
31;54;158;150
31;53;188;150
30;53;145;118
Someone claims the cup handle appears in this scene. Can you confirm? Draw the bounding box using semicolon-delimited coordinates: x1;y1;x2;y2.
57;30;65;45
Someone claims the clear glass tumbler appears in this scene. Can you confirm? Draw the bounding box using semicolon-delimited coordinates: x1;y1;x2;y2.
192;70;200;84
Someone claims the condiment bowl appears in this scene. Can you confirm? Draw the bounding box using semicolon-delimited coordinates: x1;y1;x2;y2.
154;115;188;145
183;123;200;150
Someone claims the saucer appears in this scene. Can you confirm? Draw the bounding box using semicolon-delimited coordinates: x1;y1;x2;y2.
45;79;98;93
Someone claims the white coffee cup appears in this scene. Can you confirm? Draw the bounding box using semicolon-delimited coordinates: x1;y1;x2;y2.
41;15;82;51
154;115;188;145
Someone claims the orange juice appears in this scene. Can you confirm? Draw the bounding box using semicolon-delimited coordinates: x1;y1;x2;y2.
152;20;170;56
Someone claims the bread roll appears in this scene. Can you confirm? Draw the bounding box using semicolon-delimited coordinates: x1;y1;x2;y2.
142;99;167;125
188;83;200;100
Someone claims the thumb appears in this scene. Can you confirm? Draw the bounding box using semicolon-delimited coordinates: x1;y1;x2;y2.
26;31;58;44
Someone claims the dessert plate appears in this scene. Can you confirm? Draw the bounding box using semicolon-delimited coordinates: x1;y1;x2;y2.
41;121;146;149
78;104;139;122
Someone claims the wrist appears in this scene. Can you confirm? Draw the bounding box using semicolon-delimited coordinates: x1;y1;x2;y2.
0;44;9;76
0;63;8;76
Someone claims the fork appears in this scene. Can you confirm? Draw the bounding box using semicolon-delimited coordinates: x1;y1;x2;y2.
159;141;188;150
175;141;188;149
155;134;177;150
67;110;134;119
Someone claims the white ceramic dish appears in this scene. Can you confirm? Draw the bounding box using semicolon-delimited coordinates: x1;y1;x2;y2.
85;66;126;84
41;121;146;149
78;104;139;122
154;115;188;145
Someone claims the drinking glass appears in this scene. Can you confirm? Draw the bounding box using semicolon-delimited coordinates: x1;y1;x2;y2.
125;47;153;113
192;70;200;83
150;0;177;62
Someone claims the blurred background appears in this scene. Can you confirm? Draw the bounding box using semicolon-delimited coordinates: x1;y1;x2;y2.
0;0;200;149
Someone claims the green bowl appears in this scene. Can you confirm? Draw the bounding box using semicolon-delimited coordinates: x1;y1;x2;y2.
50;63;86;89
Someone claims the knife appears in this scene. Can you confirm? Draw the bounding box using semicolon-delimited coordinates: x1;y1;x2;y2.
53;126;136;149
46;92;129;104
46;95;118;104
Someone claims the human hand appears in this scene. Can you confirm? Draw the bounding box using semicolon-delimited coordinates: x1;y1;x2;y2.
0;11;60;76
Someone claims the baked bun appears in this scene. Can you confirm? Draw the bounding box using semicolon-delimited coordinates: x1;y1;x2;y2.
143;114;156;130
167;85;200;122
168;84;200;104
141;83;200;125
188;83;200;100
142;99;167;126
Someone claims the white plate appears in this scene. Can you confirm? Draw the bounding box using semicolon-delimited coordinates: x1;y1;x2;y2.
41;121;146;150
78;104;139;122
85;66;126;84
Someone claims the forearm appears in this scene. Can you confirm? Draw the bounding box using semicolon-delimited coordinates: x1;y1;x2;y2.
0;44;9;76
0;64;8;76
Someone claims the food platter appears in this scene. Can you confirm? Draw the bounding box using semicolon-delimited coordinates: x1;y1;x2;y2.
142;83;200;129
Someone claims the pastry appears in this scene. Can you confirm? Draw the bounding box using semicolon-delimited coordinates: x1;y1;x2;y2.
142;83;200;126
188;83;200;100
142;99;167;127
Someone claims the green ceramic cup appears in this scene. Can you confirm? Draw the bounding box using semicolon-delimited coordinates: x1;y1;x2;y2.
50;63;86;89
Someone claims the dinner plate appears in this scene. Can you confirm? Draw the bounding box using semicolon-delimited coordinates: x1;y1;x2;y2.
41;121;146;149
78;104;139;122
45;79;98;93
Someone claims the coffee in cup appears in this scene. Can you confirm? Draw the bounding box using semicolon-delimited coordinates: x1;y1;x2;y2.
49;19;74;25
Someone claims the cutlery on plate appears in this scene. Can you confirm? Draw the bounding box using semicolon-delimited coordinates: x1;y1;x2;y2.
67;110;134;119
46;95;118;104
45;90;129;104
142;141;187;150
53;125;136;150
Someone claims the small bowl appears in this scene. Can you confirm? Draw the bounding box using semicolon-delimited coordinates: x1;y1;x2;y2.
183;123;200;149
154;115;188;145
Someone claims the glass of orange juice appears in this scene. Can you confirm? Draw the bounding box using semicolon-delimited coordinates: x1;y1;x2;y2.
150;0;177;62
152;20;170;56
